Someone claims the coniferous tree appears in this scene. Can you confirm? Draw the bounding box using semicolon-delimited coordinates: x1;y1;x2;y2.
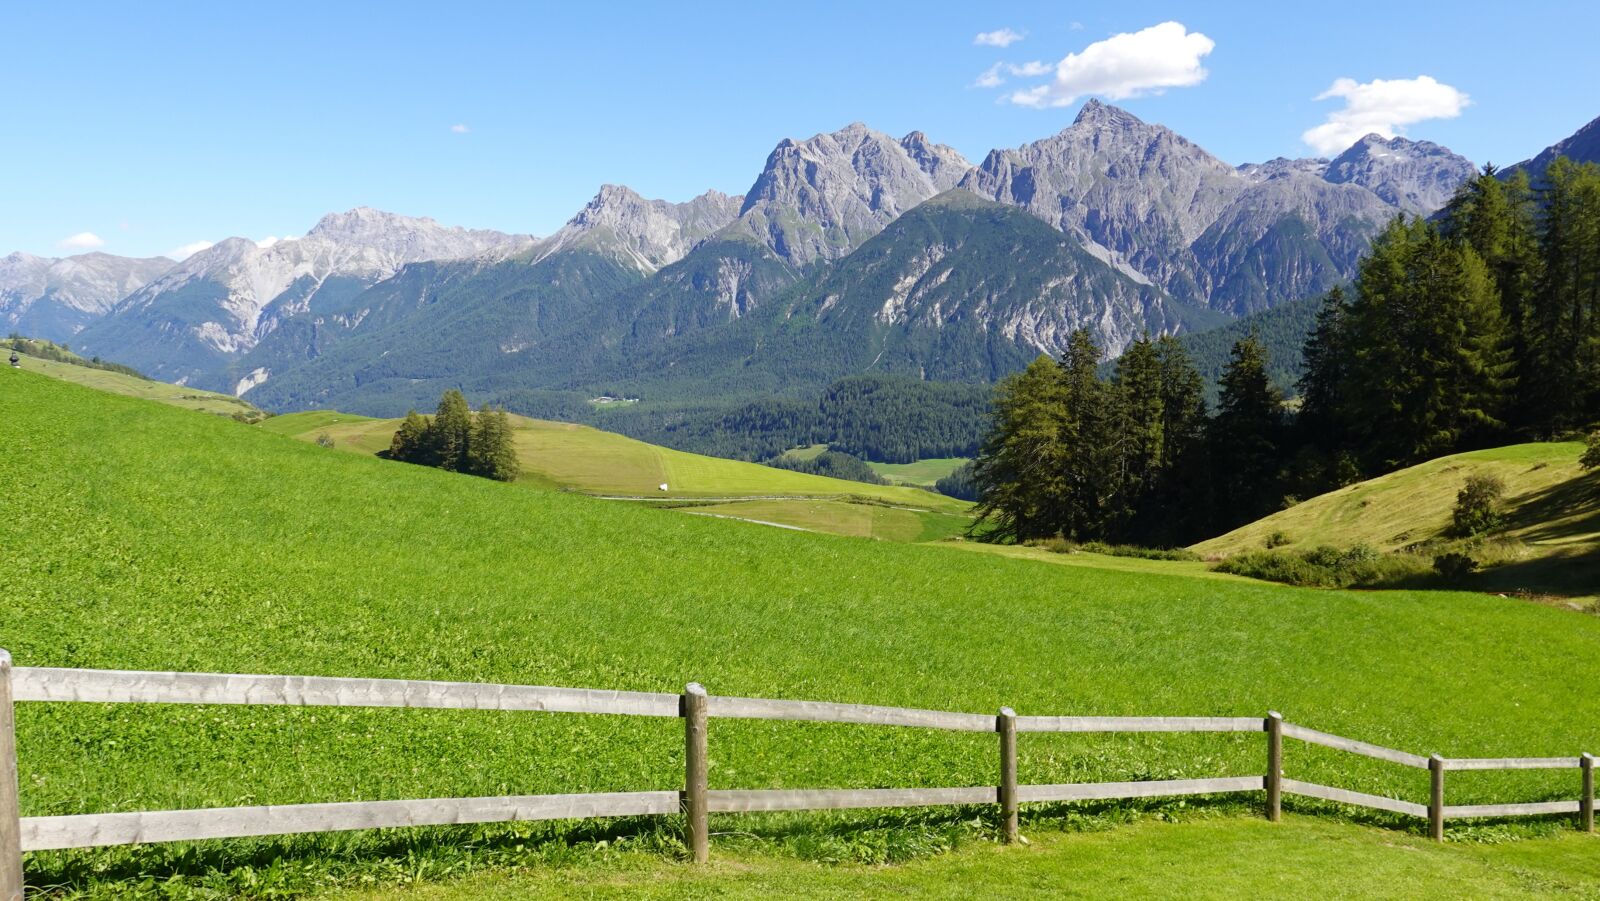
972;355;1071;542
466;405;520;482
431;389;474;472
1208;334;1284;529
1530;158;1600;432
1150;336;1209;544
1341;218;1511;469
1058;329;1120;539
1113;335;1166;518
389;410;432;464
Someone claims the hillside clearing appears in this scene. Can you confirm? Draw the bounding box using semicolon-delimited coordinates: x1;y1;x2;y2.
8;351;259;418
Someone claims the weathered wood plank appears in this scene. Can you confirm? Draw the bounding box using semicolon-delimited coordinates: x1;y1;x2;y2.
1430;755;1445;840
1014;716;1263;734
998;708;1017;844
11;668;680;717
682;683;708;864
1280;722;1429;768
20;791;680;851
1281;778;1427;818
1441;757;1580;771
0;652;23;901
1016;776;1263;804
705;696;995;732
1266;712;1283;822
1443;801;1581;819
706;787;994;813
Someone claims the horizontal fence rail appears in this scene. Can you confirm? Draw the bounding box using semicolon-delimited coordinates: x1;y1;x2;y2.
0;653;1594;897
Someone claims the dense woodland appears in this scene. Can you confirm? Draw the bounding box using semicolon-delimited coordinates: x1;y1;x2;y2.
974;158;1600;545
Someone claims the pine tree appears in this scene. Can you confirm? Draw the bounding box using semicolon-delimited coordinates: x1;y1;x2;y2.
1531;158;1600;432
466;405;521;482
1057;329;1119;539
431;389;473;472
1208;334;1284;529
1342;218;1511;469
1296;285;1351;447
388;410;432;464
972;356;1071;542
1150;336;1209;544
1111;335;1165;537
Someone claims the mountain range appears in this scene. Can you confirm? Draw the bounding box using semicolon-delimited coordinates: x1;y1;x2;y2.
10;103;1597;423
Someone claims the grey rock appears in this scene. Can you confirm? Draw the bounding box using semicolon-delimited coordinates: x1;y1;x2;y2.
0;251;173;343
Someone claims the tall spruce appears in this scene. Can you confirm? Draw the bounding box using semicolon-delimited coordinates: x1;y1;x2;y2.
1057;329;1119;539
465;404;520;482
389;410;432;465
1342;218;1511;468
972;355;1070;542
1531;158;1600;432
1208;334;1284;529
431;389;474;472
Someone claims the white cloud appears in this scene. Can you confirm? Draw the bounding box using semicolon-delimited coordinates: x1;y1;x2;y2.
973;60;1059;89
169;240;214;260
449;123;470;134
58;232;105;250
1001;21;1215;109
975;28;1024;48
1301;75;1470;155
1008;60;1053;77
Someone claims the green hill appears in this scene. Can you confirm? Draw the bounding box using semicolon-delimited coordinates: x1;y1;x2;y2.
6;337;261;419
6;367;1600;895
1193;442;1599;598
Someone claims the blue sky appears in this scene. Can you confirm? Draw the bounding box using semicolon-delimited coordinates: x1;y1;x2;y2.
4;0;1598;260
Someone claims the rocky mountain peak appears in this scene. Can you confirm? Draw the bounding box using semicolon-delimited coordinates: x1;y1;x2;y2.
1072;98;1145;128
1324;134;1476;215
733;123;973;266
539;185;743;271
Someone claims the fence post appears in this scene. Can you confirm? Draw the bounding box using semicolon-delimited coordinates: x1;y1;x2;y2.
1265;711;1283;822
682;683;709;864
0;650;22;901
998;707;1017;844
1582;753;1595;834
1428;754;1445;842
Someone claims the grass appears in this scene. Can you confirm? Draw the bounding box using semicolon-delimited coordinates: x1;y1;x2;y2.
1192;443;1600;601
866;456;970;488
6;367;1600;896
267;413;966;512
321;815;1600;899
678;499;971;542
9;352;260;418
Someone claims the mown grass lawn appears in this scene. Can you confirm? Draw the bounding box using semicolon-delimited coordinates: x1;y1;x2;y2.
324;815;1600;899
4;368;1600;896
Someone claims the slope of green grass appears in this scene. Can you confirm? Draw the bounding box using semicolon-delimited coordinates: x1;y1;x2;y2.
10;351;260;418
270;413;966;512
1193;443;1600;598
326;816;1600;900
866;456;969;488
679;499;970;542
6;367;1600;895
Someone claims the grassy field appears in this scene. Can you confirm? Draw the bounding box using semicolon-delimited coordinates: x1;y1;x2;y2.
867;457;969;488
325;816;1600;899
1193;443;1599;598
9;351;260;418
6;367;1600;896
678;499;971;542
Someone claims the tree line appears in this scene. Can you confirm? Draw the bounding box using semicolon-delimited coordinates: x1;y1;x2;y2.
974;157;1600;545
387;389;521;482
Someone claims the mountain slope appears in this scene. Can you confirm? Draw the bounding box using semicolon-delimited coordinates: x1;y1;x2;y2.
0;251;173;342
1323;134;1478;216
73;209;533;388
1507;113;1600;178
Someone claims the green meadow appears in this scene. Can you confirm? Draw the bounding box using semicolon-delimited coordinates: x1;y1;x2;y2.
4;367;1600;896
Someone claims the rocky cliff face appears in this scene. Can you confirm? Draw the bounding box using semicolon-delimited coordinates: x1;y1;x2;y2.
1507;113;1600;179
729;123;971;267
0;251;173;343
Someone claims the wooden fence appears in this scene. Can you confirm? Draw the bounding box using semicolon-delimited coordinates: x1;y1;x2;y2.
0;649;1594;899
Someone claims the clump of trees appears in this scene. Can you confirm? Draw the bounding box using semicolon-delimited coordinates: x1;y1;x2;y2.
1451;474;1507;538
387;389;520;482
972;156;1600;546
